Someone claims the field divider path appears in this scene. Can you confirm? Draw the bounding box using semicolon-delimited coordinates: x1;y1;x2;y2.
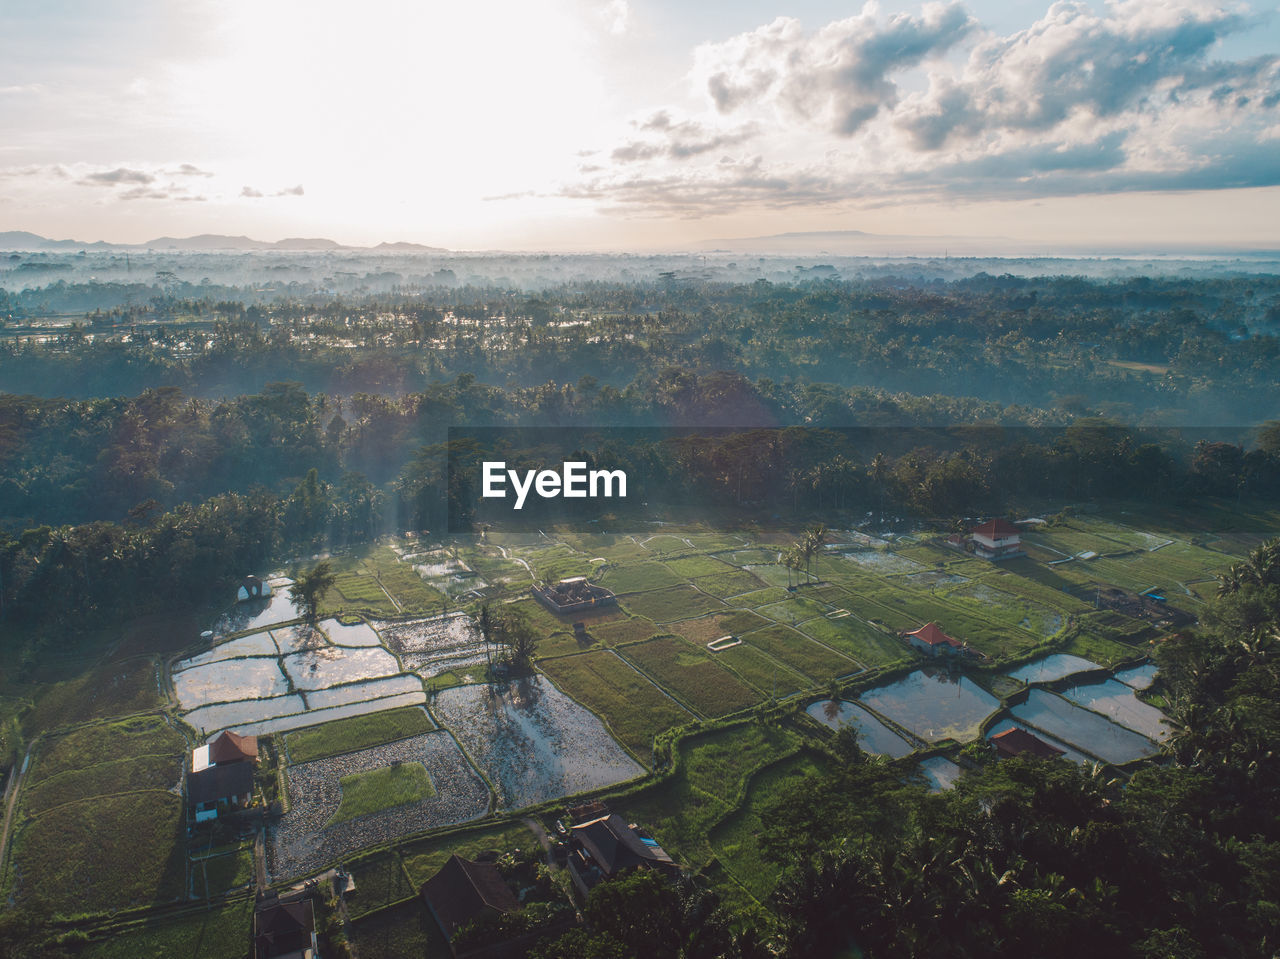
0;742;34;883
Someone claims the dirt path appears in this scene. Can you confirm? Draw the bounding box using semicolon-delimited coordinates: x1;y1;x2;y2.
0;745;32;881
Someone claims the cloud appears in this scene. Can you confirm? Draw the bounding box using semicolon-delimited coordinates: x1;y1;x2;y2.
567;1;1280;218
241;184;305;198
897;0;1277;149
600;0;629;36
611;115;759;163
169;163;214;177
78;167;155;186
694;3;975;135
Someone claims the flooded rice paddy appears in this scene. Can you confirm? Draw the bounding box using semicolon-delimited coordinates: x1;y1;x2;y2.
184;694;307;735
270;625;328;655
1060;679;1169;741
805;700;914;757
377;614;493;678
173;658;290;705
1006;654;1102;685
281;646;401;690
431;676;644;808
1114;662;1158;690
174;632;279;669
215;588;299;634
268;732;489;879
1009;689;1159;764
858;669;1000;743
319;618;383;647
304;675;426;709
841;551;926;575
918;755;963;791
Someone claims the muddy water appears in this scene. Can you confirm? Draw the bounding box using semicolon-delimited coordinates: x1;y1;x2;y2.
281;646;401;691
918;755;963;791
184;694;308;734
173;657;290;707
174;632;278;669
319;618;383;647
1113;662;1158;690
432;676;644;808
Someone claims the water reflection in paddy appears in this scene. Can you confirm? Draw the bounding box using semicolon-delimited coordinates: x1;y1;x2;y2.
185;693;307;735
858;669;1000;743
173;657;290;706
805;700;914;757
216;588;298;634
432;676;644;809
918;755;963;791
1010;689;1158;764
281;646;401;691
1113;662;1158;690
234;691;428;738
175;632;278;669
1006;654;1101;685
320;618;383;647
305;675;425;709
1060;679;1169;741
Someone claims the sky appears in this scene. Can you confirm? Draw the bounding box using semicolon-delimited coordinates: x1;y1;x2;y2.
1;0;1279;252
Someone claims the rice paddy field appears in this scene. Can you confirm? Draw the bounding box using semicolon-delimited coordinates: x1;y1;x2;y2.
3;508;1259;936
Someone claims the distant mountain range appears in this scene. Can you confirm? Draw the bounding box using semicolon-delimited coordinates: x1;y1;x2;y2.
692;229;1019;256
0;231;448;253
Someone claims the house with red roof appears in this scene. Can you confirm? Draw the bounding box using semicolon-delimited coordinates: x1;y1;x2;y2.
991;727;1066;760
904;622;965;657
970;519;1024;560
189;729;260;822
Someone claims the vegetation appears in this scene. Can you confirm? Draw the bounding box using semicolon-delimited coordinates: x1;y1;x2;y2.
288;556;336;623
328;762;435;825
284;706;434;764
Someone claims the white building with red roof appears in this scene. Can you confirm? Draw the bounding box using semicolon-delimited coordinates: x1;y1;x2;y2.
904;622;965;657
970;519;1023;560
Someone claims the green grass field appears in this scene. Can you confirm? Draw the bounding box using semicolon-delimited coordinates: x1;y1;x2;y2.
741;624;858;682
10;791;187;916
329;762;435;825
22;658;162;735
285;706;434;763
710;751;830;900
539;650;692;760
24;753;180;816
81;900;253;959
350;897;447;957
29;715;184;786
621;585;727;623
346;850;418;919
192;845;255;898
621;638;762;717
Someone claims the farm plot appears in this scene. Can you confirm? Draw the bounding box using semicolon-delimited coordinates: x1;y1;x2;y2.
539;650;692;760
807;699;915;756
756;596;831;626
28;715;184;786
270;624;327;654
191;845;255;898
80;899;252;959
432;676;644;808
668;610;770;645
944;582;1067;637
269;732;489;879
20;656;164;732
281;645;400;690
594;561;685;593
172;656;290;706
621;585;727;623
621;638;762;717
176;632;278;668
285;706;436;763
9;791;186;916
692;568;768;598
708;642;808;697
710;751;829;900
374;613;491;677
583;615;660;647
859;669;1000;744
215;586;298;634
796;615;907;669
319;617;383;647
741;623;858;682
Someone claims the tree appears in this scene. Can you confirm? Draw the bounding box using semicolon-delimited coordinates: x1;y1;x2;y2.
289;560;335;623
